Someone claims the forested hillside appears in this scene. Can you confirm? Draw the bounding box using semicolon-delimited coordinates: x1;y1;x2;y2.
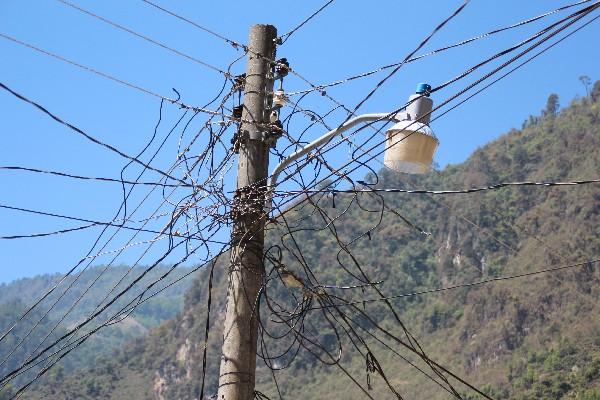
0;266;193;393
11;87;600;399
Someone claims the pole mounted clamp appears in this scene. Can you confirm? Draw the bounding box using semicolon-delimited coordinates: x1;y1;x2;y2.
274;58;289;81
231;128;249;153
232;123;280;151
232;105;243;119
233;73;246;91
248;127;266;141
263;120;284;147
245;122;283;145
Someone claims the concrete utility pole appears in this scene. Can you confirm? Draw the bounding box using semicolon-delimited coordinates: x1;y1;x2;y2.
217;24;277;400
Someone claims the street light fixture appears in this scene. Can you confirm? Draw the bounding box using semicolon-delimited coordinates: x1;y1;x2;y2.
384;83;438;174
266;83;438;209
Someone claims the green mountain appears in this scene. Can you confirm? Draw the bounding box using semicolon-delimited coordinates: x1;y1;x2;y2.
0;266;194;392
9;87;600;399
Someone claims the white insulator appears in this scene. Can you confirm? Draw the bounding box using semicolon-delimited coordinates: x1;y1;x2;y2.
273;89;287;108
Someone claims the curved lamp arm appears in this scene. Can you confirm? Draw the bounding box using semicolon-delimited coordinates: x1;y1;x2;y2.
265;112;402;212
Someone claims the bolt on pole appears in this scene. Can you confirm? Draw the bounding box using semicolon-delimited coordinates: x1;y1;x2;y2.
217;24;277;400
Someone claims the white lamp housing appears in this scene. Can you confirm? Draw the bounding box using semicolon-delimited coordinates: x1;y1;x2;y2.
383;84;438;174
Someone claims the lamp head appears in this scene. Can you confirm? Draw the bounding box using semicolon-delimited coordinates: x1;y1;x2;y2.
383;83;438;174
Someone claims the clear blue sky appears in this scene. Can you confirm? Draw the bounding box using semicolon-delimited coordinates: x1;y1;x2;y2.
1;0;598;283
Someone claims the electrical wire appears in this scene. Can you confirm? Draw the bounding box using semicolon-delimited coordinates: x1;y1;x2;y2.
277;0;335;44
268;3;600;216
140;0;247;50
275;178;600;197
0;70;236;352
0;58;243;392
346;0;470;118
0;81;202;184
56;0;231;77
0;166;191;187
286;0;596;96
0;34;228;116
314;258;599;309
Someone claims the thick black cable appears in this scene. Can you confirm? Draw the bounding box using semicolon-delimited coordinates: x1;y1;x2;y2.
0;82;188;184
276;178;600;197
0;204;184;238
0;166;191;187
0;224;98;240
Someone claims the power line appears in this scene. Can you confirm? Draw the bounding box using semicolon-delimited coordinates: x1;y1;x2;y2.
140;0;247;50
430;12;600;123
260;1;600;324
0;81;189;184
2;239;217;395
0;239;186;388
431;1;600;94
275;178;600;197
270;2;600;215
244;20;600;392
0;224;98;240
4;207;197;381
0;162;227;356
5;222;225;397
0;166;191;187
320;258;599;309
347;0;470;118
270;0;546;206
2;39;236;397
252;6;595;260
271;1;600;207
0;65;238;351
0;78;238;386
0;33;227;116
241;3;598;219
277;0;335;44
0;203;189;239
286;0;596;96
56;0;231;77
134;0;361;123
230;15;600;378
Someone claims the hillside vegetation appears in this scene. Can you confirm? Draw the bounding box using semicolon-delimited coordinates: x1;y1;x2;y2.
0;266;193;392
11;86;600;399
